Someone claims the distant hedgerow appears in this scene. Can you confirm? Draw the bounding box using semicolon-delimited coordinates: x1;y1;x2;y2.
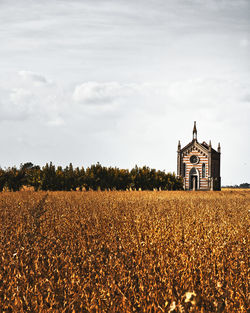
0;162;183;191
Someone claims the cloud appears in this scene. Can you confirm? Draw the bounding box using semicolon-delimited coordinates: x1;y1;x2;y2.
242;93;250;103
9;88;34;105
0;69;249;184
0;87;31;121
0;0;249;184
71;78;250;115
72;81;141;105
19;71;49;85
240;38;249;48
47;116;65;126
73;82;127;104
0;72;67;125
1;72;249;126
165;78;240;108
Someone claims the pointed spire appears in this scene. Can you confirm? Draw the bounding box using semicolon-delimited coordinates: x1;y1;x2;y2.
193;121;197;141
178;140;181;151
218;142;221;153
209;140;212;152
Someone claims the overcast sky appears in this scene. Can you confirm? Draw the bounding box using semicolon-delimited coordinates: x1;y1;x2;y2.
0;0;249;185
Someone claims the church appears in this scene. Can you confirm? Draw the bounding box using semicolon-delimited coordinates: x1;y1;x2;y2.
177;122;221;190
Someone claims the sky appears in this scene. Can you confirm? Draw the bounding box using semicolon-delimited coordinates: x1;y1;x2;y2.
0;0;249;185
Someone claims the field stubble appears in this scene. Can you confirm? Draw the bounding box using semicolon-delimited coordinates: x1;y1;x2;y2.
0;190;249;312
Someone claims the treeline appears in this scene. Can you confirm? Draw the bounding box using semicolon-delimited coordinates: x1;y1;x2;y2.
223;183;250;189
0;162;183;192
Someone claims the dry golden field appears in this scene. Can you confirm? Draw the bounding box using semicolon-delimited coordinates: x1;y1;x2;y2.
0;190;249;312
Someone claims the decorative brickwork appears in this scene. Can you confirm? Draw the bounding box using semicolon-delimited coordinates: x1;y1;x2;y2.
177;122;221;191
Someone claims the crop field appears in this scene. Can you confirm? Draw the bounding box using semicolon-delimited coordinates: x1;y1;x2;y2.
0;190;249;312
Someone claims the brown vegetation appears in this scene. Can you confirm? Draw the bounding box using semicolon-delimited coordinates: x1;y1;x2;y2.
0;190;249;312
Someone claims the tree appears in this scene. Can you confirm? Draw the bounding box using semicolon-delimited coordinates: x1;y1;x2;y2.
0;168;6;191
5;167;24;191
0;162;184;192
40;162;57;190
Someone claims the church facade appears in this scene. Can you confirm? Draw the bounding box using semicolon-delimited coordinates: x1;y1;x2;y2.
177;122;221;191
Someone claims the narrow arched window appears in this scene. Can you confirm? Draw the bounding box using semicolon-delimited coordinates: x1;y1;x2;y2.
183;163;186;177
202;163;206;178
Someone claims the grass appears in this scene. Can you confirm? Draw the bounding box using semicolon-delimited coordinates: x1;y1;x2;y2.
0;190;249;312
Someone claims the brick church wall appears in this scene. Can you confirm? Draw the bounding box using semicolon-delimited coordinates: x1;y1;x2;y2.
177;122;221;191
181;147;209;190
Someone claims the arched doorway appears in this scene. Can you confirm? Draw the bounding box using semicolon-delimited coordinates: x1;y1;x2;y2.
189;167;199;190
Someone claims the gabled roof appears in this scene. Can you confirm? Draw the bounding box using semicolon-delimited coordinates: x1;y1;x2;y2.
180;139;218;155
211;147;219;154
179;123;219;155
201;141;219;154
201;141;209;149
180;140;209;155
